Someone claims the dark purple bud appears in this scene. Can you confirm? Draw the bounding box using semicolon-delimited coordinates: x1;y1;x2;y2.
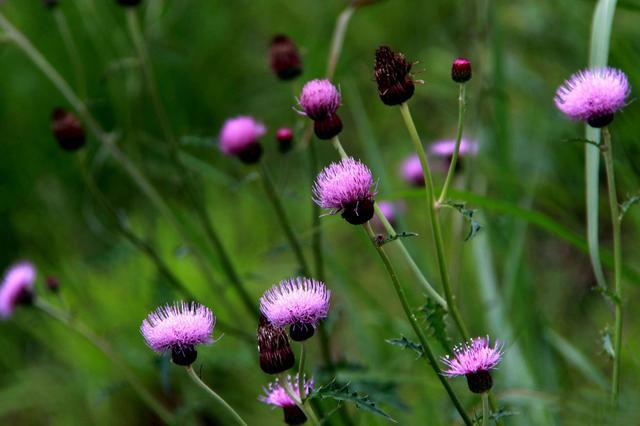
451;57;472;83
51;108;86;152
313;114;343;140
374;46;415;106
269;35;303;81
276;128;294;153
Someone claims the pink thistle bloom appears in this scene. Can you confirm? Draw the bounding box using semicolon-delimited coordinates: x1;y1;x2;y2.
259;375;314;425
0;262;36;319
260;277;330;341
140;301;215;366
313;157;376;225
554;67;631;128
429;139;479;157
218;116;266;164
297;79;341;121
442;336;503;394
400;154;424;187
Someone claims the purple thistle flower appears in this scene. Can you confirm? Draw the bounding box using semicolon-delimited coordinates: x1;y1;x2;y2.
429;139;479;157
441;336;503;394
218;116;266;164
313;157;376;225
400;154;424;187
298;79;341;120
260;277;330;341
259;375;313;425
140;301;215;366
0;262;36;319
554;67;631;128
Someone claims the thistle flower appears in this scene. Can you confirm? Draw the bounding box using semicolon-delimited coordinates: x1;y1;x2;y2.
260;277;330;341
451;58;472;83
374;46;415;106
140;302;215;366
269;35;303;81
313;157;376;225
297;79;343;140
257;314;295;374
429;138;479;173
554;67;630;128
0;262;36;319
400;154;424;187
259;375;314;425
219;116;266;164
276;128;294;153
51;108;85;152
441;336;503;394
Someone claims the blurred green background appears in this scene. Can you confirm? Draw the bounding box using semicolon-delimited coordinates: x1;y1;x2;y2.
1;0;640;424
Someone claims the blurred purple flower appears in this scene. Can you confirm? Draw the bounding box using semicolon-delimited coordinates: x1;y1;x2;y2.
218;116;266;163
0;262;36;319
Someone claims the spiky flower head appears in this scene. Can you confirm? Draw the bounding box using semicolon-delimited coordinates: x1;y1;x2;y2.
298;79;341;121
219;116;266;164
441;336;503;393
313;157;376;225
257;314;295;375
0;262;36;320
52;108;85;152
269;35;303;81
260;277;330;341
400;154;424;187
259;375;314;425
140;302;215;366
554;67;630;128
451;58;472;83
374;46;415;106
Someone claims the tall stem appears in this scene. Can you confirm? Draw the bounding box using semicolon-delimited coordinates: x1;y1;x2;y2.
52;9;87;100
185;366;248;426
259;163;311;276
602;127;623;404
363;223;472;425
298;343;307;402
482;393;489;426
398;102;470;340
437;84;467;204
34;299;176;424
326;7;355;80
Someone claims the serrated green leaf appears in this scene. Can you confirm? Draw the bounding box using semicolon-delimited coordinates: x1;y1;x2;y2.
472;408;519;424
385;336;424;358
308;380;396;422
419;298;451;354
445;201;482;241
562;137;601;148
375;231;419;247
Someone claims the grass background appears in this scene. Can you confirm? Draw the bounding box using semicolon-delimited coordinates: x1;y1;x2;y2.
1;0;640;424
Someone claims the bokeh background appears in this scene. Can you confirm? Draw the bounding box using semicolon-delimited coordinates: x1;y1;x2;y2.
1;0;640;424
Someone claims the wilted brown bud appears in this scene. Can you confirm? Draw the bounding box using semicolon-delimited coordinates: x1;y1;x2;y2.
269;35;303;81
257;315;295;374
374;46;415;106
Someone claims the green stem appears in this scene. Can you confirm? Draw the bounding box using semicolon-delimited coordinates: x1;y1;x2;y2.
185;366;247;426
363;223;472;426
298;342;307;402
437;84;467;204
278;373;321;426
602;127;623;404
331;136;349;158
326;7;355;80
52;9;87;100
482;393;489;426
34;299;176;424
398;102;470;340
259;163;311;276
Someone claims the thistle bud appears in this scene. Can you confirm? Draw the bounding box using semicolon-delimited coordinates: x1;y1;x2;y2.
451;58;472;83
269;35;303;81
257;315;296;374
51;108;86;152
374;46;415;106
276;128;294;153
45;276;60;293
313;114;343;140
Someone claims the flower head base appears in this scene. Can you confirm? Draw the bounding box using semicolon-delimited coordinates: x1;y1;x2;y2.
0;262;36;319
276;128;294;153
260;277;330;341
257;314;295;374
313;158;376;225
270;35;303;81
259;375;314;425
400;154;424;187
52;108;85;152
554;67;630;128
140;302;215;366
374;46;415;106
441;336;503;393
219;116;266;164
451;58;472;83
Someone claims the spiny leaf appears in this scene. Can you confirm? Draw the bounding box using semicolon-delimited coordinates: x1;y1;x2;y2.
472;408;519;424
619;193;640;221
445;201;482;241
385;336;424;358
600;326;615;360
419;298;451;354
562;137;601;148
374;232;419;247
308;380;396;422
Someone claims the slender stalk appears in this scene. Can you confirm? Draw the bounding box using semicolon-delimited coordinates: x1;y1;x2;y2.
298;343;307;402
601;127;623;404
398;102;470;340
52;9;87;100
259;163;311;276
309;142;325;281
437;84;467;204
185;366;248;426
481;393;489;426
363;223;472;426
34;299;176;424
278;373;321;426
326;7;355;80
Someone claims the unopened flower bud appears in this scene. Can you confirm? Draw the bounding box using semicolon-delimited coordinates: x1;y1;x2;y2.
46;276;60;293
269;35;303;81
374;46;415;106
51;108;86;152
276;128;294;153
451;58;472;83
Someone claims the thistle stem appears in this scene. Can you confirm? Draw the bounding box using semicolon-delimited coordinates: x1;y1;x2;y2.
259;163;311;276
326;7;355;80
398;102;470;340
34;299;176;424
437;84;467;204
278;373;321;426
602;127;623;404
363;223;472;426
52;9;87;100
298;342;307;401
482;393;489;426
185;366;248;426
